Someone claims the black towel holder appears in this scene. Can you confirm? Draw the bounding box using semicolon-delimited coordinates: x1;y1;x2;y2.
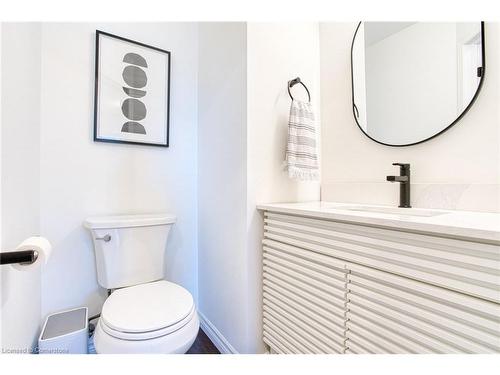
288;77;311;102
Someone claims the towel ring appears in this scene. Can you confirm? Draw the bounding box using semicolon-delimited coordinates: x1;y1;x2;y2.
288;77;311;102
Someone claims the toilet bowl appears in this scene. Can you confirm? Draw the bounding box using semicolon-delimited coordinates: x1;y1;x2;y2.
84;214;199;354
94;280;199;354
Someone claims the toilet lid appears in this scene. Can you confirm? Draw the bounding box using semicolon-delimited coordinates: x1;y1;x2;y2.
101;280;194;333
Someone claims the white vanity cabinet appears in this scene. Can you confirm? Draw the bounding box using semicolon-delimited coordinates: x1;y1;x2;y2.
260;208;500;354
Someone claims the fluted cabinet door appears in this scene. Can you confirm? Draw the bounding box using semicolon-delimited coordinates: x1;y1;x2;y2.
262;239;348;353
344;263;500;354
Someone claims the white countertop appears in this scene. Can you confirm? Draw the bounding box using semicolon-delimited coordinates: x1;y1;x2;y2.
257;201;500;243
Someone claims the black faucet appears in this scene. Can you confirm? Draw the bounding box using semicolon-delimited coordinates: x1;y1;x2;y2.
386;163;411;208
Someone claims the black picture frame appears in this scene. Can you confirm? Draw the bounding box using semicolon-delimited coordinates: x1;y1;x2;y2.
350;21;485;147
93;30;171;147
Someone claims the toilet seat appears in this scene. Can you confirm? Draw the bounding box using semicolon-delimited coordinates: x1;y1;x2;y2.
101;279;194;333
100;305;197;340
94;280;199;354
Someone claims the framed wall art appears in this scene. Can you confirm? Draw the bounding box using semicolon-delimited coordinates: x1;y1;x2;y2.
93;30;171;147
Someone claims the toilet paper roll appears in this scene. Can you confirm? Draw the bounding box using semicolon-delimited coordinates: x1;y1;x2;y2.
12;236;52;271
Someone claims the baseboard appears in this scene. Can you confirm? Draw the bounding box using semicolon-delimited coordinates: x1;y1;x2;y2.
197;311;239;354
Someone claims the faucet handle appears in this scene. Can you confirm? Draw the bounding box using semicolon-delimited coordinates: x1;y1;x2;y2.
392;163;410;167
392;163;410;172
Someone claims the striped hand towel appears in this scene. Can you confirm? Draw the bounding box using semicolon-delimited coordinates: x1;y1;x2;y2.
285;100;319;181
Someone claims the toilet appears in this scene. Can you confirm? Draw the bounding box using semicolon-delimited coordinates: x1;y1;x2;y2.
84;214;199;354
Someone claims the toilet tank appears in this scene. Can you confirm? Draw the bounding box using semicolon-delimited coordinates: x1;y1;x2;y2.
84;214;176;289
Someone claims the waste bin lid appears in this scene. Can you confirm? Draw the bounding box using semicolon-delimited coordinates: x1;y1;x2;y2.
41;307;87;340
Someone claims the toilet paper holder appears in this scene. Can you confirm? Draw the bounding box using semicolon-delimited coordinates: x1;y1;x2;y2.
0;250;38;265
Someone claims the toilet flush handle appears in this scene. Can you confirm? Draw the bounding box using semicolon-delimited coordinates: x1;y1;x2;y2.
95;234;111;242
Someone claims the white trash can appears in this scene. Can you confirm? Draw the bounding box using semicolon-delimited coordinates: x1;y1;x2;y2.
38;307;88;354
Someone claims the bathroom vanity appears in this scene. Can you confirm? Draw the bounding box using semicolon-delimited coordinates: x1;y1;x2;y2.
257;202;500;354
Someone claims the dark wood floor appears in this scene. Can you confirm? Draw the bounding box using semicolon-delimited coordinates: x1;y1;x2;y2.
186;329;220;354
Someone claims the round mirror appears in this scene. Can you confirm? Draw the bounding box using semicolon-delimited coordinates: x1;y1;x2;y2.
351;22;485;146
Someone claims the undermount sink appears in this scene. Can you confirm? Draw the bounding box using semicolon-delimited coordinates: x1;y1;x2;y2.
322;203;447;217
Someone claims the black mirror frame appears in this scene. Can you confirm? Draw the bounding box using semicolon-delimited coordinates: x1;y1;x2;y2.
350;21;486;147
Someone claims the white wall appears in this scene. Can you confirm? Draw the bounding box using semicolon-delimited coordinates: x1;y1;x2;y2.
247;23;321;205
197;22;321;354
1;23;42;352
197;22;249;353
246;22;321;352
320;22;500;213
0;21;2;351
36;23;199;320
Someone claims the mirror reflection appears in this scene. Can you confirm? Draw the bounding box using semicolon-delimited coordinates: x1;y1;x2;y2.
351;22;484;146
